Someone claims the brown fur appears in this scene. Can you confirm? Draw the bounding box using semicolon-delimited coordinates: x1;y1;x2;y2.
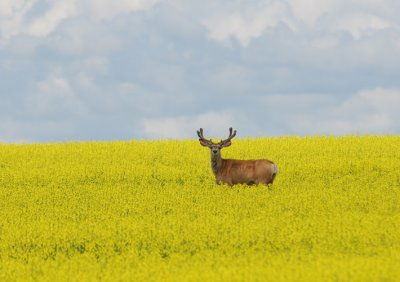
215;158;276;186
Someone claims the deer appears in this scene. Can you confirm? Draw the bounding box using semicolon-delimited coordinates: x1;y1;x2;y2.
197;127;278;186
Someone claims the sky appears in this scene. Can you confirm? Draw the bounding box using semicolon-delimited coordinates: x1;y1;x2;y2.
1;0;400;142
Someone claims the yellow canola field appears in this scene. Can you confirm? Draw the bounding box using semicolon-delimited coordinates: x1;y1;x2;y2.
0;136;399;281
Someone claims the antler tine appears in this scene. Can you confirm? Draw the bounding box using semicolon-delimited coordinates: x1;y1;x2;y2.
197;128;213;143
197;128;205;140
197;128;202;139
228;127;236;139
220;127;237;144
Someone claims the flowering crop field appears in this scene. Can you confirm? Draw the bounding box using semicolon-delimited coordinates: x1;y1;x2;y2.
0;136;399;281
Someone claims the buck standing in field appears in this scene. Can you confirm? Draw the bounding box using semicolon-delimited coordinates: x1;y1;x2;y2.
197;128;278;186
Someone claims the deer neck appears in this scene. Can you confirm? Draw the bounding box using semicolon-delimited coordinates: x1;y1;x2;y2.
211;152;223;175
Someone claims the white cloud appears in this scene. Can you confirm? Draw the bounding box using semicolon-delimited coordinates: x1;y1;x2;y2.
48;19;122;55
286;88;400;134
203;2;291;47
0;121;32;143
0;0;26;17
287;0;337;27
330;13;393;39
86;0;161;21
0;0;78;43
1;0;400;142
26;75;86;116
260;94;336;110
334;88;400;118
202;0;399;47
28;0;78;37
0;0;160;44
0;0;34;43
0;120;71;143
141;111;237;139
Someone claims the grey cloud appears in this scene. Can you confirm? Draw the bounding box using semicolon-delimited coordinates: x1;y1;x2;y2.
1;0;400;142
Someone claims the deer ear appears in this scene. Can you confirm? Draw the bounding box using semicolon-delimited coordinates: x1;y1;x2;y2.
221;140;231;147
199;139;210;147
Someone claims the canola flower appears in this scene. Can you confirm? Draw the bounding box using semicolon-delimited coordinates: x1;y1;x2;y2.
0;136;399;281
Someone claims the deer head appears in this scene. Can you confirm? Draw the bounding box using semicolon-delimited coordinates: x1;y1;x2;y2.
197;127;237;156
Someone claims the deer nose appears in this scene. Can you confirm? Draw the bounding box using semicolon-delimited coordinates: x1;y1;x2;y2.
212;149;218;154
